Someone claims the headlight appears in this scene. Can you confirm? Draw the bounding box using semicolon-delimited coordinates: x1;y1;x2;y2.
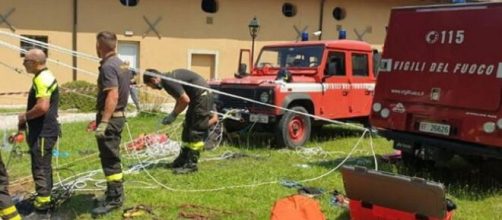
483;122;496;133
372;102;382;112
259;91;270;103
380;108;390;118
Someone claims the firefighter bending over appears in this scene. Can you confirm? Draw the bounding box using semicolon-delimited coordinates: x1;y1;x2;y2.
143;68;218;174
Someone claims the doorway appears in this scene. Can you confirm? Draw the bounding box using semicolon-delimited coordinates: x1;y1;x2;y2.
118;41;139;70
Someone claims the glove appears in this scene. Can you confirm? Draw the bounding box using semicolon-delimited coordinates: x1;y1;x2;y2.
8;132;24;144
95;121;109;138
161;112;178;125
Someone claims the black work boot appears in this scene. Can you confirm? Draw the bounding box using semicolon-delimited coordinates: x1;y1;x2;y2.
24;196;52;220
91;181;124;218
173;149;200;174
171;147;190;168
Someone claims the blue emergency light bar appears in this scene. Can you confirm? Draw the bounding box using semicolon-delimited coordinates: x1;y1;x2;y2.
301;32;309;41
339;29;347;39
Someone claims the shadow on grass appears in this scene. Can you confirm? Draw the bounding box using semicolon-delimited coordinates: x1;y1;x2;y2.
54;193;95;219
125;161;172;172
222;124;369;149
312;155;502;201
223;131;274;149
390;158;502;201
311;155;378;171
311;125;367;142
335;210;350;220
16;193;96;219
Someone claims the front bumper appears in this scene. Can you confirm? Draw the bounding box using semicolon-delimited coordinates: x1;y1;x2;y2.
221;108;276;124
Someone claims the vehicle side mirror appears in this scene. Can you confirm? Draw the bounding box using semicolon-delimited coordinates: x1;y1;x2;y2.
235;63;248;78
239;63;247;75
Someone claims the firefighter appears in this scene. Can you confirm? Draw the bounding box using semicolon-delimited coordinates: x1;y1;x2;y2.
143;68;217;174
92;31;131;217
0;156;21;220
129;69;141;112
18;48;59;220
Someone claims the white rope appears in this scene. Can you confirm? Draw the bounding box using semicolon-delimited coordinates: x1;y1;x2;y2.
145;70;367;130
0;32;367;131
0;32;380;192
0;38;170;102
0;39;99;78
1;129;13;151
124;121;372;192
0;30;99;62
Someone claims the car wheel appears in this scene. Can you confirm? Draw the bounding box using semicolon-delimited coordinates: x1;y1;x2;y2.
275;106;311;148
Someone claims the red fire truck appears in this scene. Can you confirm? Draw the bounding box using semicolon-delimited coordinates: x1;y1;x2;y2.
371;2;502;162
210;40;377;147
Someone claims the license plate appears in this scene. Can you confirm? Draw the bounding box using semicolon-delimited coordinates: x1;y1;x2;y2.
419;121;451;136
249;114;269;124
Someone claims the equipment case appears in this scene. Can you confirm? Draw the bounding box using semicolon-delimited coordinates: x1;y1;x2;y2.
340;166;455;220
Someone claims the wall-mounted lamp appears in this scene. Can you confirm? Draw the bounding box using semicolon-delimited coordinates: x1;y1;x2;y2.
124;30;134;37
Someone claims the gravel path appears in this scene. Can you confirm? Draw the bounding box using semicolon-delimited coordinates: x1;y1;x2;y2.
0;112;137;130
0;103;175;130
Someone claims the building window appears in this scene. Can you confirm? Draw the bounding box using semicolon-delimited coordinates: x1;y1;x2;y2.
282;3;297;17
20;35;48;57
201;0;218;13
352;53;369;77
120;0;139;7
332;7;346;21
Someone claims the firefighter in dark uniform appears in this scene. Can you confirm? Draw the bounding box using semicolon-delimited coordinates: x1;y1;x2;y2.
92;31;131;217
17;48;59;220
143;68;217;174
0;156;20;220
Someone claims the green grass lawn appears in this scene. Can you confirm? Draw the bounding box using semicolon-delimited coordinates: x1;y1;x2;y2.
0;108;25;114
3;114;501;219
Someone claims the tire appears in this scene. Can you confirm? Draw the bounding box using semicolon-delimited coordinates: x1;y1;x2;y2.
402;149;435;169
401;151;419;167
275;106;311;148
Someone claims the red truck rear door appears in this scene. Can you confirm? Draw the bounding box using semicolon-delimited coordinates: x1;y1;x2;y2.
377;3;502;112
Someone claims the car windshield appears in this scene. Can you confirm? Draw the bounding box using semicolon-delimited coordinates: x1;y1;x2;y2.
256;45;324;69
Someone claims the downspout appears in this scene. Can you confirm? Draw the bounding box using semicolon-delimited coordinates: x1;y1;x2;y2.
72;0;78;81
318;0;326;40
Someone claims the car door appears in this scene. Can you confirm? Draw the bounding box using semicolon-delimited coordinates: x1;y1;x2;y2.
348;51;375;116
321;51;351;119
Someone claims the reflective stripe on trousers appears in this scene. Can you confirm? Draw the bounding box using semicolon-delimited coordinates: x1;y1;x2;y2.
185;141;204;151
0;205;21;220
34;195;51;208
106;172;123;182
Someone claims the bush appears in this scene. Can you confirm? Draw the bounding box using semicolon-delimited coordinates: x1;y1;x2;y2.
138;86;171;113
59;80;97;112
